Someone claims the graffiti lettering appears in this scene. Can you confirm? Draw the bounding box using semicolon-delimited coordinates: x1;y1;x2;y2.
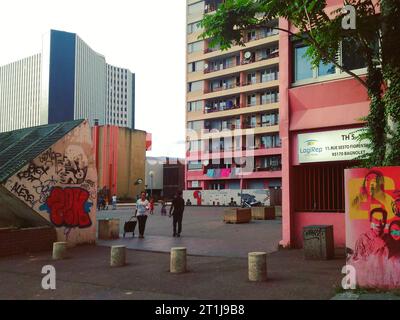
11;182;36;206
17;162;49;182
38;148;64;168
40;187;92;228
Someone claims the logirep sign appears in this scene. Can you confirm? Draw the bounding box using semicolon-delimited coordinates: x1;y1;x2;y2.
299;139;323;156
298;129;370;163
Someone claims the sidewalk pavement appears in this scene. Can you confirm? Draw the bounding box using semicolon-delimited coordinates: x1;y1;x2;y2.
0;245;345;300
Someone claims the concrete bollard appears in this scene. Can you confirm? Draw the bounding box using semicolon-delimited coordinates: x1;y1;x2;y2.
110;245;126;267
248;252;267;282
52;242;68;260
170;247;187;273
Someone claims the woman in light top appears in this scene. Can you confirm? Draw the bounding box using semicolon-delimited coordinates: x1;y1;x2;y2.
136;191;150;238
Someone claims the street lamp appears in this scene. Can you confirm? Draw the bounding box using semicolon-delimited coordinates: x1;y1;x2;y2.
149;171;154;198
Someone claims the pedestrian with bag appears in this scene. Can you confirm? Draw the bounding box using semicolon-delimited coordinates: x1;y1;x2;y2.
169;191;185;237
136;191;150;238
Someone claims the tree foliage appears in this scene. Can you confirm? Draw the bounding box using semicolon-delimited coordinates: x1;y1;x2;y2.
200;0;400;167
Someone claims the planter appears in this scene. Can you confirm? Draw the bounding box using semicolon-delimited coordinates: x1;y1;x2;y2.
251;207;275;220
98;219;120;240
345;167;400;289
223;208;251;224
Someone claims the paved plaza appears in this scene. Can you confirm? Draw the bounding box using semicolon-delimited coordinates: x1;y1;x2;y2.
0;245;344;300
97;205;282;258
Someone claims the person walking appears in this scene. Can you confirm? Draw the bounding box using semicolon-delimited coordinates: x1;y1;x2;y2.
112;194;117;210
136;191;150;238
160;199;167;216
169;191;185;237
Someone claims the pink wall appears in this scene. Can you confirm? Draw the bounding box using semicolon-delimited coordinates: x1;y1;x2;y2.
280;8;370;248
293;212;346;248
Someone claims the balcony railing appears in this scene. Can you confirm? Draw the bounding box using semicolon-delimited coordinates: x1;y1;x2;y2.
205;102;240;113
244;30;279;43
204;60;239;74
254;165;282;172
204;75;278;94
241;50;279;66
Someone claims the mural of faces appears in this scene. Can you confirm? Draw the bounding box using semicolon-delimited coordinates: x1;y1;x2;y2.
389;220;400;242
369;208;387;237
363;171;384;198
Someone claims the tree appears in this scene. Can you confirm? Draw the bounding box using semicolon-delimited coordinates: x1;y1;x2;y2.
200;0;400;167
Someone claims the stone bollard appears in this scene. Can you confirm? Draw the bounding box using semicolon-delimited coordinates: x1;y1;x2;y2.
170;247;187;273
110;245;126;267
248;252;267;282
52;242;68;260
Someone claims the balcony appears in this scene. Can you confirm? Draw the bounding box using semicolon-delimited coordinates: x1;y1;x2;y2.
204;60;239;74
204;75;278;95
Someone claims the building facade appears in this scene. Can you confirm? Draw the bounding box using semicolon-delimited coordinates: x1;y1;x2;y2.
279;1;370;249
93;125;147;201
0;29;135;133
186;0;282;201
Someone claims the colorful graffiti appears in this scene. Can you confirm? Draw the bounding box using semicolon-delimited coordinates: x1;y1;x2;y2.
40;187;92;228
6;144;96;230
183;189;271;206
193;190;202;205
345;167;400;289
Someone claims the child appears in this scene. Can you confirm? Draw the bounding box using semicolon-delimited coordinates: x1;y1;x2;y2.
149;197;155;215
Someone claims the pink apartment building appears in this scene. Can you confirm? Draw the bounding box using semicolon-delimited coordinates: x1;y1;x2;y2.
186;0;371;249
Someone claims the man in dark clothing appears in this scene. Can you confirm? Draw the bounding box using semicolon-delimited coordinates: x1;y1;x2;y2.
169;191;185;237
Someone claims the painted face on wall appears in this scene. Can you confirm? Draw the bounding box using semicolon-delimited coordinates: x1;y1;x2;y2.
392;198;400;217
365;174;379;197
389;221;400;242
370;210;386;236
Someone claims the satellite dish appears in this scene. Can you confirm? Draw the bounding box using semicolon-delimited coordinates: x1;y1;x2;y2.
244;51;252;59
204;63;209;69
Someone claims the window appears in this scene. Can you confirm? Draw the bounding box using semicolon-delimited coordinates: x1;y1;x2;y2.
247;30;256;41
342;38;368;70
188;161;203;170
188;41;203;54
261;67;279;82
188;61;204;73
294;44;313;81
187;21;201;34
260;134;281;148
261;112;278;126
261;90;279;104
247;73;256;85
189;140;202;152
187;100;203;112
247;94;256;106
188;120;203;132
188;81;203;92
292;38;369;84
188;2;204;15
318;61;336;77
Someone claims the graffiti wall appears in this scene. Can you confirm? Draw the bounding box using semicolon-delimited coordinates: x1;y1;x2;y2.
183;189;270;206
3;121;97;245
345;167;400;289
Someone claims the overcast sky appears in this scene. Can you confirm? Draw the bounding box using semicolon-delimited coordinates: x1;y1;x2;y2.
0;0;187;158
